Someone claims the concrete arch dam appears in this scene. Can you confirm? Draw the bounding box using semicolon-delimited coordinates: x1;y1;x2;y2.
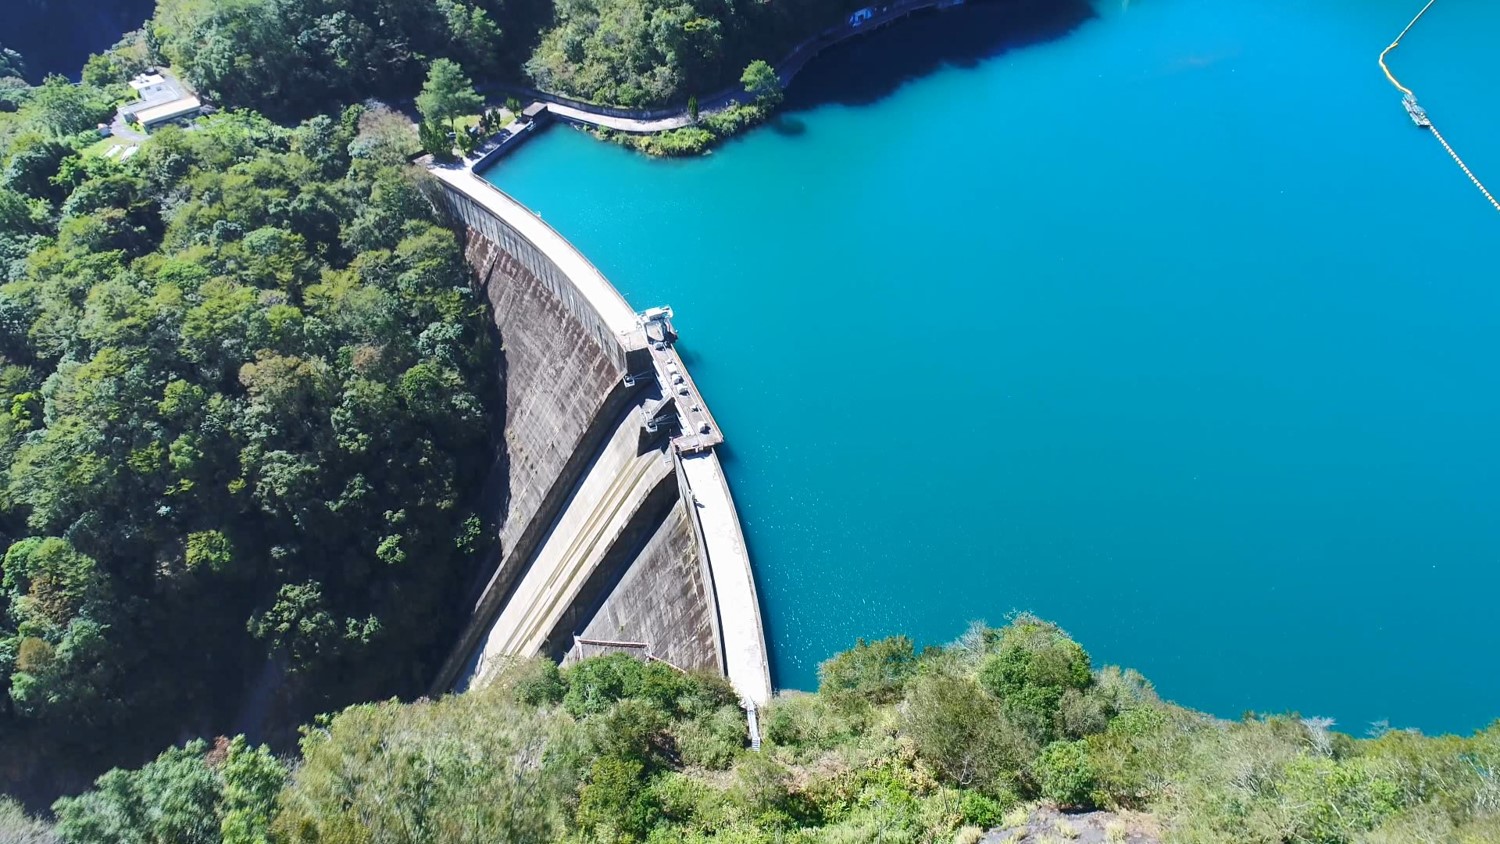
425;166;772;715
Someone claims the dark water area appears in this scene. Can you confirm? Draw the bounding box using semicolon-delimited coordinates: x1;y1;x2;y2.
784;0;1095;111
0;0;156;81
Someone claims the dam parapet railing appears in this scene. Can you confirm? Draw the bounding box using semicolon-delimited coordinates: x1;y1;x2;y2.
430;166;641;362
426;162;772;710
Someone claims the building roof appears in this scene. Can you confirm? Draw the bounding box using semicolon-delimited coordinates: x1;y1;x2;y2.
128;73;166;91
522;102;549;119
135;96;203;127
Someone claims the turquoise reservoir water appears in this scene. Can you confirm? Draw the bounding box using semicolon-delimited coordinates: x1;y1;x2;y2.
488;0;1500;733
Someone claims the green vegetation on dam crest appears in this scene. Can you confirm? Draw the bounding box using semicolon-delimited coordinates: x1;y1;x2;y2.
487;0;1500;735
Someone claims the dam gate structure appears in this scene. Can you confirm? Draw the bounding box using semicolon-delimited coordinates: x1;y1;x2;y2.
423;164;772;729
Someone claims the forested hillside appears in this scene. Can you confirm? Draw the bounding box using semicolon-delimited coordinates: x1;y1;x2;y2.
8;0;887;116
7;616;1497;843
525;0;865;107
25;0;874;119
146;0;551;118
0;69;495;797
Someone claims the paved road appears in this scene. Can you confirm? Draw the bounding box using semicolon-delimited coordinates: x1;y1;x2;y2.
542;101;703;133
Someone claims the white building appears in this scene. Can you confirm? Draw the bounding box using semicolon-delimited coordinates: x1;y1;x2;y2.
119;69;204;131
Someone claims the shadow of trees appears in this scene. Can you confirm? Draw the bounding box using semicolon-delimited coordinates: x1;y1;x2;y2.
783;0;1098;112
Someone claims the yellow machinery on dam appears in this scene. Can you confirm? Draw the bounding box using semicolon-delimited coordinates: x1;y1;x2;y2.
423;166;772;730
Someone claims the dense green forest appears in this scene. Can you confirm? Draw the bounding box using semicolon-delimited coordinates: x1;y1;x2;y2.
3;0;869;118
146;0;550;118
0;64;495;797
524;0;862;107
4;615;1496;843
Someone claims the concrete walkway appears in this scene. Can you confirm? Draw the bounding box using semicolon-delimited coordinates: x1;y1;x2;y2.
681;452;771;707
542;101;703;134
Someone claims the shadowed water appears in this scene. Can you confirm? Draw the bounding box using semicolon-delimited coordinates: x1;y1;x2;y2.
488;0;1500;734
0;0;156;81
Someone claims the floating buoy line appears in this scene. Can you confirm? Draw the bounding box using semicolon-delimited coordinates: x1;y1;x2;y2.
1380;0;1500;214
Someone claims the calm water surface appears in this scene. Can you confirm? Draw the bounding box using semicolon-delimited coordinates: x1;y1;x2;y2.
488;0;1500;733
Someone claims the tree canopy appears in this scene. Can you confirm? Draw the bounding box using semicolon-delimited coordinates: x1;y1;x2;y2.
0;88;495;796
525;0;860;107
147;0;541;119
740;59;781;103
417;59;484;130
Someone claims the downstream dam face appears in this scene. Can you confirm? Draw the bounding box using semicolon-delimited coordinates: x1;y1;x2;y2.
425;166;771;711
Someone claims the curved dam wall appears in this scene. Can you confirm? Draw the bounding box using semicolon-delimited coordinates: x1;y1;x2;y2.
426;166;771;709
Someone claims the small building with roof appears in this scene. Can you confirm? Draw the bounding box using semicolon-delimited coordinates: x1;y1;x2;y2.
118;69;205;132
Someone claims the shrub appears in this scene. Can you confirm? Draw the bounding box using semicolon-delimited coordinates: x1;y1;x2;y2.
701;103;768;136
586;698;672;767
0;798;58;844
272;687;580;843
676;703;746;769
648;771;733;831
818;636;918;707
1085;705;1176;809
185;530;234;573
631;127;716;157
763;692;862;752
670;670;740;718
817;779;924;843
1276;756;1402;843
53;740;222;844
959;790;1014;827
730;752;794;821
978;616;1093;744
564;654;649;717
562;654;716;719
577;756;661;841
1035;740;1096;808
902;670;1035;794
511;658;567;707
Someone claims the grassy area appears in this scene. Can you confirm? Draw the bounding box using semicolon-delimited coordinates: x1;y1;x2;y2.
455;111;516;133
79;135;140;159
